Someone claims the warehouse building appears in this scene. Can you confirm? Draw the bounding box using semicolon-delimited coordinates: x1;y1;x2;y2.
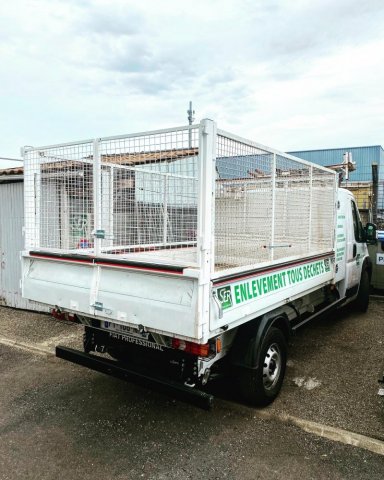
289;145;384;227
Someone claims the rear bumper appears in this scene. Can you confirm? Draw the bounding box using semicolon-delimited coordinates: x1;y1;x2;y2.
56;346;214;410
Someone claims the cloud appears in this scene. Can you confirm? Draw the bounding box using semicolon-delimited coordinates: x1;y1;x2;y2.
0;0;383;161
77;5;144;36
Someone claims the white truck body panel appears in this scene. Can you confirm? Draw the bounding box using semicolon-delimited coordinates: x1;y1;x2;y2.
210;254;334;332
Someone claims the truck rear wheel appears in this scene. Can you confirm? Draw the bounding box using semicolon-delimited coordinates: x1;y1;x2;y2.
354;269;370;313
239;327;287;406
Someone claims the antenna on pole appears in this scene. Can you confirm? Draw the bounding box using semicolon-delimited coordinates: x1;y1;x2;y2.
187;101;195;148
325;152;356;185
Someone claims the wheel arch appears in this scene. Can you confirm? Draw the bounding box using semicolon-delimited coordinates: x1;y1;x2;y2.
229;311;291;371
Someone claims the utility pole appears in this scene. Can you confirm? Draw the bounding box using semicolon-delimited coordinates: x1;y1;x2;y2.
372;162;378;224
187;101;195;148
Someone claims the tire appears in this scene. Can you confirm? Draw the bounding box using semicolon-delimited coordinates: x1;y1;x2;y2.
354;269;370;313
239;327;287;406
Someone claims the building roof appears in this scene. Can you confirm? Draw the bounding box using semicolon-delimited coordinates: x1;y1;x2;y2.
0;148;199;177
0;166;24;176
288;145;384;182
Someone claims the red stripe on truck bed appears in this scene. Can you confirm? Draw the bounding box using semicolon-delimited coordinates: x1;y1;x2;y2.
28;251;185;276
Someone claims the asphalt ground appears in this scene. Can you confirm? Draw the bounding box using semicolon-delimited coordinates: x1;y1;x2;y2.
0;299;384;479
210;297;384;441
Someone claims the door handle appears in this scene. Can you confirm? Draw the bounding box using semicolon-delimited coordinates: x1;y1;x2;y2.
353;244;357;258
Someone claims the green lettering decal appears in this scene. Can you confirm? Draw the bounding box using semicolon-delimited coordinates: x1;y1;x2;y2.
267;276;274;293
273;274;279;290
262;277;268;294
256;278;263;296
234;285;241;304
246;282;253;300
240;284;248;302
216;257;333;310
251;280;258;298
298;267;303;281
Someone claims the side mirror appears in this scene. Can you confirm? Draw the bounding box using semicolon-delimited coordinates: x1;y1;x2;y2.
364;223;377;245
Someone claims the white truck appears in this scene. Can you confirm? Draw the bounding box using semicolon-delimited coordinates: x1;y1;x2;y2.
21;119;376;408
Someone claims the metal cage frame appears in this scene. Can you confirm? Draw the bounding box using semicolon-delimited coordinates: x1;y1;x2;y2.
23;119;338;280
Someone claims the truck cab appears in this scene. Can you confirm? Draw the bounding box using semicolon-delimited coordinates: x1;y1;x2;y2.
336;188;372;309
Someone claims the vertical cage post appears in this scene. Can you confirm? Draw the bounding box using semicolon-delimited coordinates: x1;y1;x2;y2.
93;138;102;256
270;153;277;261
308;166;313;252
197;119;216;273
23;148;40;251
197;119;216;328
162;174;169;245
109;166;114;247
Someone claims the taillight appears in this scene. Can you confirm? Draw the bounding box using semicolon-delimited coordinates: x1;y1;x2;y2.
172;338;210;357
51;309;77;322
51;308;66;320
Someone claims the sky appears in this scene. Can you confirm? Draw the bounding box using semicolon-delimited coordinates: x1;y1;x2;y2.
1;0;384;168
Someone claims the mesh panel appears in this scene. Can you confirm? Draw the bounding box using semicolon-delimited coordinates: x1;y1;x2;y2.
24;127;199;265
24;142;95;252
275;155;311;260
311;169;337;250
215;135;273;269
98;128;198;264
215;132;337;272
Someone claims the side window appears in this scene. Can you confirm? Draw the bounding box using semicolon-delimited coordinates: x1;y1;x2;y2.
351;200;364;242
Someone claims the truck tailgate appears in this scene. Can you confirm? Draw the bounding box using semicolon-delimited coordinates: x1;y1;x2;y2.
22;254;199;339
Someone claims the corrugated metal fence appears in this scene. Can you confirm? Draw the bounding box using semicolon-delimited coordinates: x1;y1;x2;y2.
0;180;49;311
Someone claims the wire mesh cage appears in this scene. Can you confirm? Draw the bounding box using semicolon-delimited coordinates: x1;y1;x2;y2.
23;121;337;273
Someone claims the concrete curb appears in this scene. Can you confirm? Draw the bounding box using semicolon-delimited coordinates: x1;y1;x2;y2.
257;410;384;457
219;400;384;457
0;336;53;356
370;294;384;301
